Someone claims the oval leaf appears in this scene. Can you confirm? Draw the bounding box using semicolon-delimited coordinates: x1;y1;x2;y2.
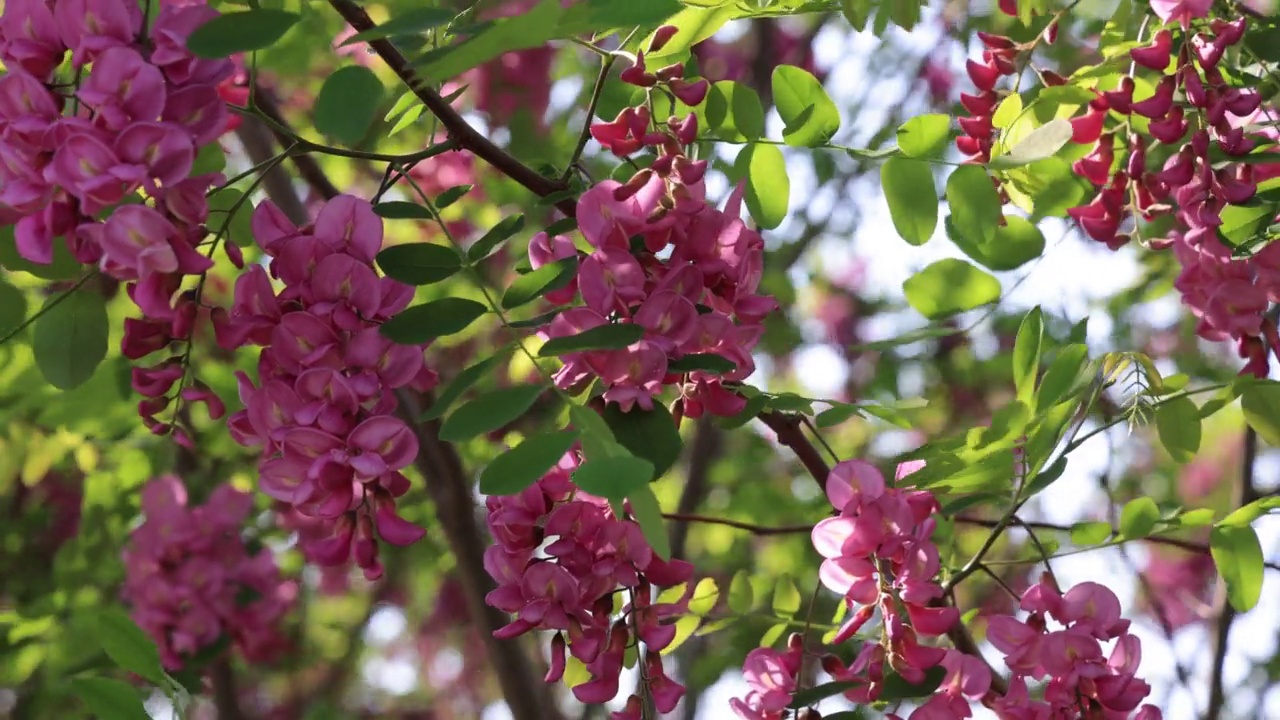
572;454;654;500
902;259;1001;320
186;9;300;59
946;165;1002;245
469;215;526;263
881;157;937;245
502;257;577;309
377;243;463;285
315;66;384;145
735;144;789;230
897;114;952;159
628;485;671;561
1119;497;1159;540
772;65;840;147
704;81;765;142
379;298;488;344
439;384;546;442
93;609;166;685
990;118;1074;169
33;286;108;390
68;677;150;720
421;351;511;422
539;323;645;356
1210;524;1264;612
374;201;435;220
601;401;683;480
480;430;579;495
1155;396;1201;464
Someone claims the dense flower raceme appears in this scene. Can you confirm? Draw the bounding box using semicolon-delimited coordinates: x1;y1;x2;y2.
531;30;776;418
726;459;1162;720
484;450;695;717
220;195;438;581
122;476;295;670
0;0;241;438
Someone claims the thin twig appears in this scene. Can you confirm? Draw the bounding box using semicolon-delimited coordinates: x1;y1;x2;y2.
563;54;616;183
663;512;812;536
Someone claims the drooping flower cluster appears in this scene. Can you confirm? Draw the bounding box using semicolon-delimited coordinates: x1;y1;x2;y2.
729;635;805;720
806;459;961;703
987;576;1163;719
221;195;436;581
484;450;694;717
122;476;295;669
957;32;1023;165
1066;15;1280;373
532;27;776;418
0;0;240;438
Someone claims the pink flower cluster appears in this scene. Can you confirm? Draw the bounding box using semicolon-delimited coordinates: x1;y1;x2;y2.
730;635;804;720
1066;17;1280;373
462;0;560;129
807;460;961;703
957;32;1022;165
531;28;776;418
0;0;239;438
484;450;694;717
221;195;437;581
987;576;1162;719
122;476;295;669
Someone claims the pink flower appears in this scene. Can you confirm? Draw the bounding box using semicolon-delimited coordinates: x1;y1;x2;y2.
1149;0;1212;28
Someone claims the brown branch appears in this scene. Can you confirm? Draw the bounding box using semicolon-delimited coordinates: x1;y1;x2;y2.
395;390;560;720
664;512;811;536
1205;426;1260;720
326;0;576;217
234;111;311;224
669;418;724;560
210;658;245;720
248;85;343;203
758;411;830;492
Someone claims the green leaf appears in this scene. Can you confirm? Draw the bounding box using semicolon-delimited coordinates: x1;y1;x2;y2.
727;570;754;613
33;286;108;390
192;142;227;176
92;609;166;686
1119;497;1159;539
897;114;952;159
0;227;82;280
1155;396;1201;463
704;81;765;142
379;298;488;344
373;201;434;220
628;485;671;560
640;4;737;61
947;165;1002;245
601;402;683;480
538;323;645;356
501;257;577;309
948;214;1045;271
771;576;802;616
1220;496;1280;527
339;7;454;45
816;404;860;428
376;243;463;285
186;9;300;58
1210;524;1264;612
435;184;473;210
479;430;579;495
772;65;840;147
902;259;1001;319
206;189;255;247
1036;344;1089;412
789;680;859;709
557;0;684;36
1176;508;1216;527
1241;380;1280;446
415;0;563;80
1012;307;1043;405
1070;521;1114;545
688;577;720;615
469;215;527;262
314;66;384;145
879;666;947;700
0;278;28;340
572;454;654;500
422;352;509;422
734;144;789;230
68;677;149;720
667;353;737;374
759;623;787;647
439;384;546;442
881;157;937;245
989;118;1074;169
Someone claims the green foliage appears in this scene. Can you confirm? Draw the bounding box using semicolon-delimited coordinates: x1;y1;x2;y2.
572;454;653;500
379;297;488;344
479;430;579;495
32;286;108;390
439;385;547;442
600;402;683;481
502;258;577;309
1211;523;1265;612
628;485;671;560
772;65;840;147
376;243;464;285
470;215;527;263
67;677;150;720
946;166;1002;246
314;67;385;145
91;608;166;686
902;259;1001;319
897;114;952;159
186;9;300;58
881;157;937;245
538;324;645;356
705;82;766;142
1154;396;1201;463
734;144;790;230
1119;497;1159;540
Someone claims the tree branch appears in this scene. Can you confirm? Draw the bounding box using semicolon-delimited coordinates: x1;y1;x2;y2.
669;418;724;560
326;0;576;217
758;411;830;492
1205;426;1260;720
210;657;245;720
